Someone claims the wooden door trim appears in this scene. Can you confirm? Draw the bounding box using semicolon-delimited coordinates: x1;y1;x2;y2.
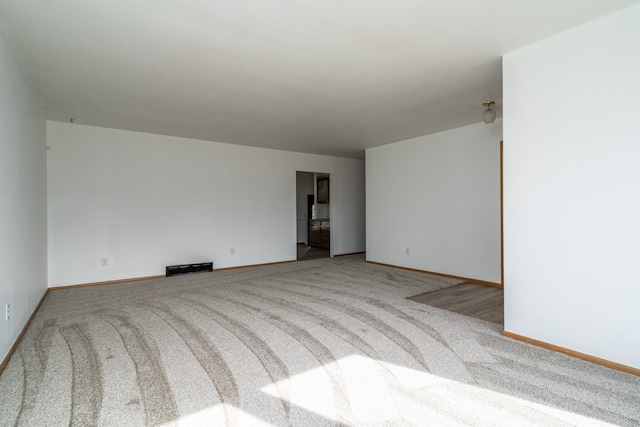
500;140;504;287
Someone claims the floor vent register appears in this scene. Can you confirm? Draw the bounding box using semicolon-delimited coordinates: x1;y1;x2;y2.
166;262;213;277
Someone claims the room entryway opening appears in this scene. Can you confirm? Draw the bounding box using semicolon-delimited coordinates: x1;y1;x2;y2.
408;138;505;326
296;171;330;261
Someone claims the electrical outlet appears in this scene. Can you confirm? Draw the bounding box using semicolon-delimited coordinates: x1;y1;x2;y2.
5;304;9;322
230;248;235;255
405;248;410;255
101;258;108;266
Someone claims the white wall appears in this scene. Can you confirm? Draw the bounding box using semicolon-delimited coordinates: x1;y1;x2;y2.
0;26;47;361
503;5;640;369
47;122;365;286
366;120;502;283
296;171;314;243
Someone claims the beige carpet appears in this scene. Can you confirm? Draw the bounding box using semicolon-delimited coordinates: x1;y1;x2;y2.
1;255;639;426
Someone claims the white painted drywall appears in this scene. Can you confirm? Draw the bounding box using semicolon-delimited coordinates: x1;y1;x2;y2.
296;171;314;244
0;27;47;361
46;122;365;286
366;120;502;283
503;4;640;369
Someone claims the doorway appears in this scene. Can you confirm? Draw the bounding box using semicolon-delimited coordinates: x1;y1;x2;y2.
296;171;330;261
408;139;504;326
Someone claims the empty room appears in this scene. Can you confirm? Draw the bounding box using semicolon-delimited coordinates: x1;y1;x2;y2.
1;1;639;426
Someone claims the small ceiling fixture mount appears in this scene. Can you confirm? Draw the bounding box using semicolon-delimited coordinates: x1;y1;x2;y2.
482;101;496;124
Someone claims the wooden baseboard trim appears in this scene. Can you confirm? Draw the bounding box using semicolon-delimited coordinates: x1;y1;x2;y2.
49;259;301;290
333;251;366;257
502;330;640;377
366;260;502;288
49;275;166;291
215;259;296;272
0;289;49;375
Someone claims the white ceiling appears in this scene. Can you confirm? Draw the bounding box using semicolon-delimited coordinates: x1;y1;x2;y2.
1;1;638;158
